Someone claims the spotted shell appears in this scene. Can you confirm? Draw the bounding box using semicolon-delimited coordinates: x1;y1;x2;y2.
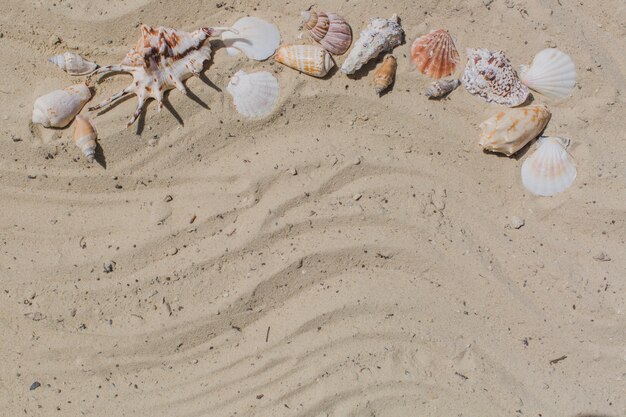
373;55;397;94
301;11;352;55
275;44;334;77
411;29;459;79
521;136;576;196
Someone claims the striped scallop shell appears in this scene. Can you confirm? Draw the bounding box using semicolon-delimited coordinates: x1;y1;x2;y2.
226;70;279;119
519;48;576;99
411;29;459;79
48;52;98;76
274;44;334;77
222;17;281;61
301;11;352;55
521;136;576;196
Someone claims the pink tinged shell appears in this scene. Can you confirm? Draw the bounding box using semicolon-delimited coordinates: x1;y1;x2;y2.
521;136;576;196
48;52;99;76
462;48;530;107
32;83;92;128
222;17;281;61
411;29;460;79
520;48;576;99
274;44;334;77
227;70;279;119
73;115;97;162
301;11;352;55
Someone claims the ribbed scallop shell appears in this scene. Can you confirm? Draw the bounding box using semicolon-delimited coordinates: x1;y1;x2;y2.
425;79;460;98
411;29;459;79
222;17;281;61
227;70;279;119
48;52;99;76
73;115;97;162
32;83;92;128
274;44;334;77
479;104;551;156
521;136;576;196
519;48;576;99
373;55;397;94
301;11;352;55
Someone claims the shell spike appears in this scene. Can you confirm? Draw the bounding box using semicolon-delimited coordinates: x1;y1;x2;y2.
204;26;238;37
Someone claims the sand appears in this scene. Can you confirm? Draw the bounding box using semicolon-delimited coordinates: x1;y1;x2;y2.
1;0;625;415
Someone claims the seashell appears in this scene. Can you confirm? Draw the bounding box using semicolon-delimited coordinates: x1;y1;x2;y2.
519;48;576;99
479;104;551;156
221;17;281;61
301;11;352;55
90;24;235;127
48;52;99;76
340;14;404;75
73;115;97;162
274;44;334;77
373;55;397;94
411;29;460;79
32;83;92;128
227;70;279;119
462;48;530;107
425;79;460;98
521;136;576;196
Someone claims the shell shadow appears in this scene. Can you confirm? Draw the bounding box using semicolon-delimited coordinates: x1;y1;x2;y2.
93;142;107;169
346;54;385;80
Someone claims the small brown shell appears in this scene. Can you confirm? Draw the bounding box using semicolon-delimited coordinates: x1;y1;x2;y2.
301;11;352;55
373;55;397;94
73;115;97;162
274;44;335;77
411;29;460;79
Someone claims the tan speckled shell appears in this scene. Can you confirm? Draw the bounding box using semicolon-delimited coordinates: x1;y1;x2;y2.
274;44;334;77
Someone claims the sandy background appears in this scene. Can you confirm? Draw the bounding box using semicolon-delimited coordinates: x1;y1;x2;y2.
1;0;625;416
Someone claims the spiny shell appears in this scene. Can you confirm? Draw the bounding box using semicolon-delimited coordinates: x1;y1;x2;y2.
521;136;576;196
519;48;576;99
222;17;281;61
462;48;530;107
227;70;279;119
32;83;92;128
340;14;404;75
48;52;99;76
411;29;459;79
425;79;460;98
373;55;397;94
301;11;352;55
274;44;334;77
479;104;551;156
73;115;97;162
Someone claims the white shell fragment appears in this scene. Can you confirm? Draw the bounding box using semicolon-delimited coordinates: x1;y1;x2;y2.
520;48;576;99
48;52;99;76
222;17;281;60
32;83;92;128
521;136;576;196
73;115;97;162
227;70;279;119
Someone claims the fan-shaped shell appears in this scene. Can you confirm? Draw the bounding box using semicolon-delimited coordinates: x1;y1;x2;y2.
73;115;97;162
521;136;576;196
274;44;334;77
479;104;551;156
411;29;459;79
32;83;92;128
520;48;576;99
373;55;397;94
222;17;281;61
301;11;352;55
226;70;279;119
48;52;99;76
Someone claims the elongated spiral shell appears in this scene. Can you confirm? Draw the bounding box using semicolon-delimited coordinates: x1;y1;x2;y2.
48;52;99;76
425;79;460;98
301;11;352;55
32;83;92;128
274;44;334;77
521;136;576;196
73;115;97;162
411;29;460;79
373;55;397;94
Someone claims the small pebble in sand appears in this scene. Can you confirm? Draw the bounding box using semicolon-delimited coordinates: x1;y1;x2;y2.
290;167;298;175
164;195;173;202
353;157;362;165
593;251;611;262
49;35;61;45
353;193;362;201
510;216;525;229
483;0;494;5
30;381;41;391
103;261;116;273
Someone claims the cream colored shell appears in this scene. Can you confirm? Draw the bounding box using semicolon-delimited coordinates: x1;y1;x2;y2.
32;83;92;128
521;136;576;196
73;115;97;162
48;52;98;76
274;44;334;77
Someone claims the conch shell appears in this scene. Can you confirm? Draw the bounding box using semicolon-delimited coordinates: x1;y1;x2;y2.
32;83;92;128
73;115;97;162
48;52;99;76
301;11;352;55
274;44;334;77
373;55;397;94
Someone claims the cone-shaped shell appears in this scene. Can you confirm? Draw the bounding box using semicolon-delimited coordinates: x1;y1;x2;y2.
425;79;460;98
411;29;460;79
479;104;551;156
274;44;334;77
32;83;92;128
48;52;99;76
222;17;281;60
373;55;397;94
520;48;576;99
301;11;352;55
73;115;97;162
227;70;279;119
521;136;576;196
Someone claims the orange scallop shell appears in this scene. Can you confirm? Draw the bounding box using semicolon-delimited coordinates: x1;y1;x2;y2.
411;29;460;79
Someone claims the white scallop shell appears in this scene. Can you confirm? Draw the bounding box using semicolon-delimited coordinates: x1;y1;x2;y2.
48;52;98;76
32;83;92;128
520;49;576;99
222;17;281;61
521;136;576;196
227;70;279;119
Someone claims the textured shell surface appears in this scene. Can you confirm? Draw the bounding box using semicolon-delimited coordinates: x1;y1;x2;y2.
90;24;234;127
32;83;92;128
226;70;279;119
301;11;352;55
48;52;99;76
373;55;397;94
411;29;459;79
521;136;576;196
462;48;530;107
222;17;281;60
520;48;576;99
73;115;97;162
479;104;551;156
274;44;334;77
425;79;460;98
340;14;404;75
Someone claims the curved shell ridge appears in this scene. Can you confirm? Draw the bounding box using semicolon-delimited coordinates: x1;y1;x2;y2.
228;71;278;118
521;137;576;196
